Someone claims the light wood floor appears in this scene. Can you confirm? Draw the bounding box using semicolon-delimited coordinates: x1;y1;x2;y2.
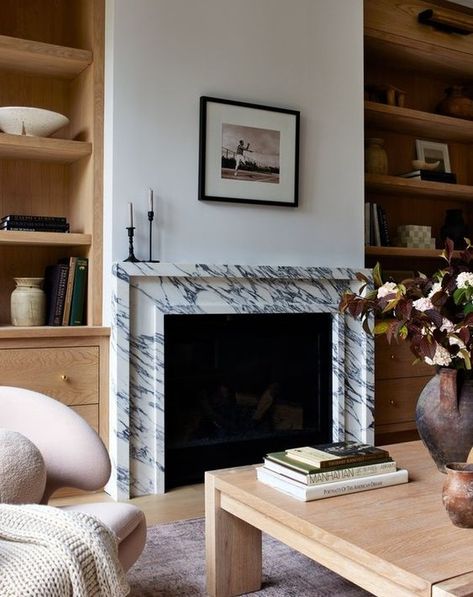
50;484;205;526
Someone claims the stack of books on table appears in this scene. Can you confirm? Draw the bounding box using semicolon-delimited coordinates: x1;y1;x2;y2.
257;441;408;501
1;214;70;232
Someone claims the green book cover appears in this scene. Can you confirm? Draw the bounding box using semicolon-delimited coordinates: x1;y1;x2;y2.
266;451;392;474
69;257;88;325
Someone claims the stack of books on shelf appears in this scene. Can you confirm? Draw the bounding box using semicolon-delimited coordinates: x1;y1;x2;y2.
1;214;70;233
400;170;457;184
44;257;88;326
365;202;390;246
257;441;408;501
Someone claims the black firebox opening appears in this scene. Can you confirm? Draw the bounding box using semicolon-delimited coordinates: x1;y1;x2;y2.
164;312;332;489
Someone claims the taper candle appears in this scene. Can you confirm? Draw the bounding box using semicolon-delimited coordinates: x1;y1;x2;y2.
128;202;134;227
148;188;154;212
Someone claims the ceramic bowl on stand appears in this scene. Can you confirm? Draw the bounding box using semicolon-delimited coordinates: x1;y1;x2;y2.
0;107;69;137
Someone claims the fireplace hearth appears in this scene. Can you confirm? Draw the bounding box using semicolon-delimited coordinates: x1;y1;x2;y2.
110;263;374;499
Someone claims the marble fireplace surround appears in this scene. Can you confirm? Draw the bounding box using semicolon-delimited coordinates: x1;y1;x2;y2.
109;263;374;500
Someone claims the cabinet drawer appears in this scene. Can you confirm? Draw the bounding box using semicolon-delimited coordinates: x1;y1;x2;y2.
376;337;432;380
0;346;99;405
71;404;99;432
376;376;431;425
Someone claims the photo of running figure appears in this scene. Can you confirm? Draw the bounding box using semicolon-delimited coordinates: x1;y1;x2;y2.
221;123;280;184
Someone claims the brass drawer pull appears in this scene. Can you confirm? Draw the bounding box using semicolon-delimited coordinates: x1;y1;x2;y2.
61;375;68;381
389;399;396;407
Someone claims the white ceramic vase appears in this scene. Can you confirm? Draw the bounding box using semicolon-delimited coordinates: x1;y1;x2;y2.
10;278;46;326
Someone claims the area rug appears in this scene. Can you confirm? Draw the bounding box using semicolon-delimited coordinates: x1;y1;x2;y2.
127;517;371;596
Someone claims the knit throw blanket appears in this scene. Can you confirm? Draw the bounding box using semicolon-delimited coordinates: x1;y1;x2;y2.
0;504;130;597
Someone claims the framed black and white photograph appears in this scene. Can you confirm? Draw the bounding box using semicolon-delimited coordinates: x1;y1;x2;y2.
199;97;300;207
416;139;451;173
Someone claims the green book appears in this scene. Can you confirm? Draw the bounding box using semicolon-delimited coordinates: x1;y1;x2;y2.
69;257;88;325
266;451;392;474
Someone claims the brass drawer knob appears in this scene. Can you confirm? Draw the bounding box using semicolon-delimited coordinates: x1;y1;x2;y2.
390;354;396;360
389;399;396;407
61;374;68;382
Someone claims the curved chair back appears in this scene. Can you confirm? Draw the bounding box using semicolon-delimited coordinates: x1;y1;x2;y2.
0;386;111;502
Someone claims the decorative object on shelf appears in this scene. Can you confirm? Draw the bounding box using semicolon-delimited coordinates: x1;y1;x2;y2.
147;188;159;263
365;138;388;175
436;86;473;121
416;139;451;173
10;277;46;326
442;463;473;528
411;160;440;171
400;169;457;184
0;107;69;137
124;202;139;263
199;96;299;207
441;209;468;249
365;84;406;107
418;8;473;36
396;225;435;249
340;240;473;471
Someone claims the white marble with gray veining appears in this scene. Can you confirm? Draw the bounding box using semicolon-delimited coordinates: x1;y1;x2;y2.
108;263;374;500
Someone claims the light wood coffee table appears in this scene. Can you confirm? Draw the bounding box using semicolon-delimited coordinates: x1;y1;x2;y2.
205;441;473;597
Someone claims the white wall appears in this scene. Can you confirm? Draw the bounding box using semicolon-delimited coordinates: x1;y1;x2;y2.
105;0;364;283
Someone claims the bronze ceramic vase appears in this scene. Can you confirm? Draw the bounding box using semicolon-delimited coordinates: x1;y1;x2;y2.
442;463;473;528
416;368;473;473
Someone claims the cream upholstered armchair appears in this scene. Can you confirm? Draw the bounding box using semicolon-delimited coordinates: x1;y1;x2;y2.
0;385;146;572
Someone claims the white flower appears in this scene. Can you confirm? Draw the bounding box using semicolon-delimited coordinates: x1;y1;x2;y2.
377;282;397;299
456;272;473;289
428;282;442;298
440;319;455;333
424;345;452;367
413;297;433;312
449;335;466;350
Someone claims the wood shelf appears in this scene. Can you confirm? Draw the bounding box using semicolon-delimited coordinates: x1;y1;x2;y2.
365;174;473;201
0;34;92;79
365;101;473;143
0;231;91;247
365;246;450;259
0;326;110;339
0;133;92;163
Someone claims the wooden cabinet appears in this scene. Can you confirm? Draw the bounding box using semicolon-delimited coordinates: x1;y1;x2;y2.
375;336;432;444
0;2;109;449
0;329;109;442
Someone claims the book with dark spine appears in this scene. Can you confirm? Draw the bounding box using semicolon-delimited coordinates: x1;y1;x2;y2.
69;257;88;325
59;256;77;326
44;264;69;326
1;215;67;224
1;223;70;232
377;205;391;247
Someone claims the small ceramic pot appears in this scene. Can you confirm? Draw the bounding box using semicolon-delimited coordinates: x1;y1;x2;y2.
437;86;473;121
442;463;473;528
10;277;46;326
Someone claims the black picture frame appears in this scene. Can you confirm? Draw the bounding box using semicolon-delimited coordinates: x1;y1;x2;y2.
199;96;300;207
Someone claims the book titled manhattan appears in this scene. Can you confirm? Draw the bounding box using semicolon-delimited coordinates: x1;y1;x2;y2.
285;441;390;469
264;451;396;485
256;466;408;502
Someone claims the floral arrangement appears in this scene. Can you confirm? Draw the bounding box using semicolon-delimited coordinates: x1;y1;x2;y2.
340;240;473;370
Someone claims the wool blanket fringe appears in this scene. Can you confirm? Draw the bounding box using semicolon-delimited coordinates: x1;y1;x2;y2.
0;503;129;597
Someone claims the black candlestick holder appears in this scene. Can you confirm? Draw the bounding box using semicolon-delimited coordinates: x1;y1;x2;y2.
124;226;139;262
148;210;160;263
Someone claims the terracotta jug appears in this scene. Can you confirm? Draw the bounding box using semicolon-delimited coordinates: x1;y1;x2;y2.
416;369;473;472
443;463;473;528
437;86;473;120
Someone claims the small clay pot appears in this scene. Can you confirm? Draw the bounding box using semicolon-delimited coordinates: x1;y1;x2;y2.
442;463;473;528
437;86;473;120
365;138;388;175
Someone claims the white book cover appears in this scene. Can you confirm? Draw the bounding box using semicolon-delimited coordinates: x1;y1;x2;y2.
263;458;397;486
256;466;408;501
